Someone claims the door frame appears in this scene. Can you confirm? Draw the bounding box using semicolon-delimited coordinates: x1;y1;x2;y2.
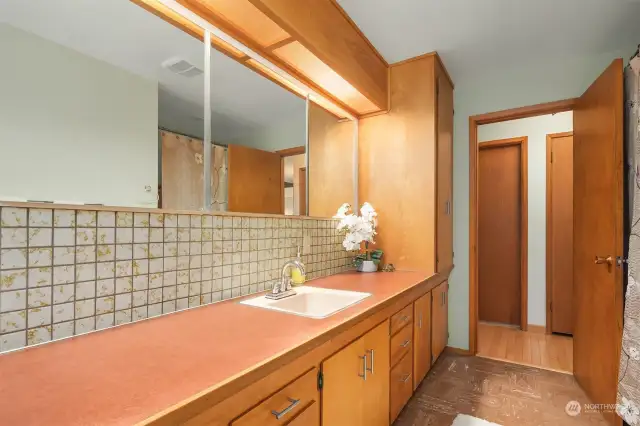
277;146;306;214
478;136;529;330
468;98;576;355
545;131;574;334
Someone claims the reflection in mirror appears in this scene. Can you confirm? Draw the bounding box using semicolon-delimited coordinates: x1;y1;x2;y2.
207;49;307;215
308;101;356;217
0;0;208;209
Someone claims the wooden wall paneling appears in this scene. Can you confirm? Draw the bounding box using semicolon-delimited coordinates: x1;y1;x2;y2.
247;0;389;111
435;60;454;273
359;56;437;272
308;102;354;218
161;130;205;210
227;144;283;214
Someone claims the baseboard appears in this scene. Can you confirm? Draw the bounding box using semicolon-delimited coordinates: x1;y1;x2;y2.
445;346;473;356
527;324;546;334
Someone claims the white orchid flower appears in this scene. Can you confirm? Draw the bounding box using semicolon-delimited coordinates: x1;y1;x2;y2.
334;203;352;219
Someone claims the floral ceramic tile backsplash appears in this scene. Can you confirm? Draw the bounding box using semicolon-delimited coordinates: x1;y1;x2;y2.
0;206;352;353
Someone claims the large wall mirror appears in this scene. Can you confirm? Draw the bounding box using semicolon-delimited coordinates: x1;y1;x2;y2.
0;0;357;217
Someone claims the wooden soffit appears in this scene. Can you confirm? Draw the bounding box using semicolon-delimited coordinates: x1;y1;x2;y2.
172;0;389;116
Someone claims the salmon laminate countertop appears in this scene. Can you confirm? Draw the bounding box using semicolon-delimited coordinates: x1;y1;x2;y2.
0;271;437;426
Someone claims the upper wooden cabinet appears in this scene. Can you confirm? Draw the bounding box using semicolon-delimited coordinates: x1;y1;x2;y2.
169;0;387;116
322;320;389;426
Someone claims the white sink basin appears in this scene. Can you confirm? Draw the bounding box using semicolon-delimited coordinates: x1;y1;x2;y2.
240;286;371;319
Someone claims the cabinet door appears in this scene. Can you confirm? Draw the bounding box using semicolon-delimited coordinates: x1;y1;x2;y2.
431;281;449;364
322;336;365;426
413;293;432;389
362;321;390;426
436;72;454;273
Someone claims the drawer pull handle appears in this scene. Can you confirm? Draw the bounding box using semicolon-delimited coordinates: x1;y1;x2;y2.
271;397;300;420
358;355;367;381
400;373;412;383
401;339;411;348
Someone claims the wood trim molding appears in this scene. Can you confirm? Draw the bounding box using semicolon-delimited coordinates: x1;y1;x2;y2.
473;98;576;126
478;137;528;332
276;146;305;157
545;131;574;334
390;52;454;89
469;99;573;354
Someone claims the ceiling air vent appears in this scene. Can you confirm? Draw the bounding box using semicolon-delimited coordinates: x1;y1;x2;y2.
161;57;203;77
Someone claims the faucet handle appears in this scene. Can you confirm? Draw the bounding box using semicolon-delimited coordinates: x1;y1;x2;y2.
282;276;293;291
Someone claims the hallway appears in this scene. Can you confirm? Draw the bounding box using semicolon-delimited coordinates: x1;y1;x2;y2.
477;322;573;373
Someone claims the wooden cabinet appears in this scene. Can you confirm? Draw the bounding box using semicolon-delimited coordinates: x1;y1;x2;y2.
389;350;413;423
322;320;389;426
436;62;454;273
231;368;319;426
413;292;432;389
431;281;449;364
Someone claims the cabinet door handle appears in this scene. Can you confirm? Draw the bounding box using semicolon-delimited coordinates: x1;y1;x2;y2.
271;397;300;420
366;349;374;374
401;339;411;348
419;312;423;329
358;355;367;381
400;373;412;383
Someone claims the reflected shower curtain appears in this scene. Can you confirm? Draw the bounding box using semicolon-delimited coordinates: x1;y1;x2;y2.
617;55;640;425
210;145;227;212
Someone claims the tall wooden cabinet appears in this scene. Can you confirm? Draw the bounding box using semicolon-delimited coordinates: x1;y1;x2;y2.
359;52;454;275
322;320;389;426
436;62;454;273
432;281;449;364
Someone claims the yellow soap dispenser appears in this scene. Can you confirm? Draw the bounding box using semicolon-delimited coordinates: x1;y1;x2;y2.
291;246;306;286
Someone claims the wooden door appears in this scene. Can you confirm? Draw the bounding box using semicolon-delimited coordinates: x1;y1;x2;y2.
573;59;623;426
413;292;432;388
431;281;448;363
547;133;574;335
227;144;282;214
478;141;523;326
362;321;390;426
436;72;454;273
299;168;307;216
322;336;365;426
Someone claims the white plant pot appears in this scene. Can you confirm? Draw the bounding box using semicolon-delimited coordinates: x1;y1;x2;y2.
357;260;378;273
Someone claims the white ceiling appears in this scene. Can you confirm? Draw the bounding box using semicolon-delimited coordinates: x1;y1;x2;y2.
338;0;640;81
0;0;305;142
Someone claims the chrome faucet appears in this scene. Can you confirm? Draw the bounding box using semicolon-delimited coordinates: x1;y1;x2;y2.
266;259;306;300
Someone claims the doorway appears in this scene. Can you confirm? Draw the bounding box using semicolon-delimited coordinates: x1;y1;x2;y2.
478;137;528;329
469;59;624;425
546;132;574;335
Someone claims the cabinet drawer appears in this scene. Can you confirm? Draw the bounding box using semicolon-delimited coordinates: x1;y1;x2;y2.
289;401;319;426
390;322;412;367
390;304;413;336
231;368;319;426
390;352;413;423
